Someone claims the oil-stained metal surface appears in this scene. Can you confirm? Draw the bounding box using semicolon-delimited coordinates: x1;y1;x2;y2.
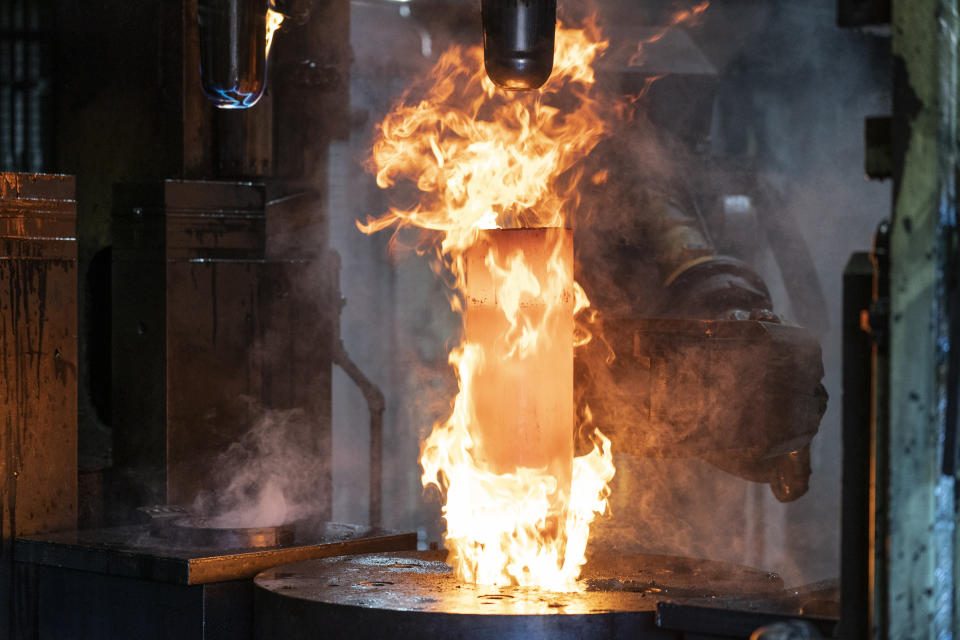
111;181;334;517
16;522;416;585
0;172;78;638
253;550;799;640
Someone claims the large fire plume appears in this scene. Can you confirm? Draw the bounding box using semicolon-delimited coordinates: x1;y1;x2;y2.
359;22;616;591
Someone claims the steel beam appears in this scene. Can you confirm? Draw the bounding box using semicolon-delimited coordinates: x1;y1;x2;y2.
886;0;960;635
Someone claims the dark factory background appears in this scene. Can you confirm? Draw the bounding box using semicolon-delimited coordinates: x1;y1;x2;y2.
5;0;351;517
1;0;958;638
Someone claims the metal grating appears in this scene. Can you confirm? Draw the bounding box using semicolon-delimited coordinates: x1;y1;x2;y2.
0;0;51;172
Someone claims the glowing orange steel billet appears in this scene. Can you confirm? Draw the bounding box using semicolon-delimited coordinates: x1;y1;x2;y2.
464;228;574;507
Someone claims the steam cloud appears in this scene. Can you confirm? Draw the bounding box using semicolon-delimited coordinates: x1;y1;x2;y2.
191;402;326;528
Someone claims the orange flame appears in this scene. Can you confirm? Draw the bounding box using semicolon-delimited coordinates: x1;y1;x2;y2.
266;8;284;59
628;1;709;67
359;22;616;591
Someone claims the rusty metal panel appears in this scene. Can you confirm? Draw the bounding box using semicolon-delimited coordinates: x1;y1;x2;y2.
0;172;78;637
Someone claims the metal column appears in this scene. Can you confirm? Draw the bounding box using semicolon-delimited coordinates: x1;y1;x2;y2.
884;0;960;635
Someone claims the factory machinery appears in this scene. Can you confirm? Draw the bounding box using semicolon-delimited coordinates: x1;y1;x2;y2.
1;0;956;638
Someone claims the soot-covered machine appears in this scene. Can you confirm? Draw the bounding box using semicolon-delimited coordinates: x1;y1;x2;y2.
8;1;415;639
4;1;848;639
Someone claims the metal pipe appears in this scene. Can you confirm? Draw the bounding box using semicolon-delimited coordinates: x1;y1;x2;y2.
330;250;385;529
331;338;385;529
481;0;556;90
197;0;268;108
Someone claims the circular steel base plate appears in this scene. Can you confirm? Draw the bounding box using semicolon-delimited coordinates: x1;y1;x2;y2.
254;550;786;639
